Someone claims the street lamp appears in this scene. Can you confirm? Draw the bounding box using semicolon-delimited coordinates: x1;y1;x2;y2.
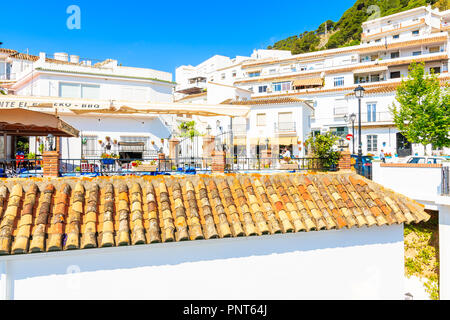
46;134;55;151
354;85;365;175
344;113;357;154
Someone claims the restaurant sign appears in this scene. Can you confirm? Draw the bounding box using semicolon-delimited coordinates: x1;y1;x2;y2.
0;96;111;110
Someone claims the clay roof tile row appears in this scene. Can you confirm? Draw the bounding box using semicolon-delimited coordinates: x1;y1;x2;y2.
0;173;429;255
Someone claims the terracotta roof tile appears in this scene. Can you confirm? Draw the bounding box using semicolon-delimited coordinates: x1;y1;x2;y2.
0;172;430;255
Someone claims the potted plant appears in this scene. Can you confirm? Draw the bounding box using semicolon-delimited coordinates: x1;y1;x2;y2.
101;153;117;165
132;160;158;172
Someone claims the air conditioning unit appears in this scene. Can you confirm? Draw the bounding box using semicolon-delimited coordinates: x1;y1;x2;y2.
320;127;330;133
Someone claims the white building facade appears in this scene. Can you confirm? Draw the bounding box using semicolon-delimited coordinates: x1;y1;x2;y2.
0;49;177;160
0;224;405;300
231;5;449;157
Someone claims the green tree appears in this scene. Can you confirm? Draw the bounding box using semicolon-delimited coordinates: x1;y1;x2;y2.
305;132;341;168
178;120;201;140
390;62;450;155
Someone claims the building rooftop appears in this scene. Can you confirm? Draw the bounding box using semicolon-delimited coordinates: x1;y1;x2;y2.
0;172;429;256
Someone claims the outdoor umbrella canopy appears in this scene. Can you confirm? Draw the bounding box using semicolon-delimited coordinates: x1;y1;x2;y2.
0;108;79;137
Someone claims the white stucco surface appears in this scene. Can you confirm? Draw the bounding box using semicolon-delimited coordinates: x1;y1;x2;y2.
372;162;446;207
437;196;450;300
0;224;404;300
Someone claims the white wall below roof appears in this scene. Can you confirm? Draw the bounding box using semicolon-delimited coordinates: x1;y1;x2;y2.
437;196;450;300
372;161;446;206
0;224;404;300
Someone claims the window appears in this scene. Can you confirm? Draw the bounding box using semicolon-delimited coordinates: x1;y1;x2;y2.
81;135;98;157
412;30;419;36
256;113;266;126
430;67;441;74
367;103;377;122
333;98;348;116
412;51;421;56
272;81;291;92
248;71;260;77
278;112;293;131
258;85;267;93
367;135;378;152
390;51;399;59
390;71;401;79
393;34;399;39
59;83;100;99
82;84;101;99
407;157;425;164
333;77;344;87
232;71;237;77
221;73;225;80
375;39;381;43
59;83;80;98
429;46;440;53
330;127;348;138
119;136;151;157
269;69;276;74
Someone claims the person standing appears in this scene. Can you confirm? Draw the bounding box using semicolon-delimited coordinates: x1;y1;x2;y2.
380;149;386;163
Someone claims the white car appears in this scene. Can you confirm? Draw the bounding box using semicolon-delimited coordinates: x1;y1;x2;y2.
405;156;446;164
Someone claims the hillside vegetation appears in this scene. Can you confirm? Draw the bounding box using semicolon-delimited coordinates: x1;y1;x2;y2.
268;0;447;54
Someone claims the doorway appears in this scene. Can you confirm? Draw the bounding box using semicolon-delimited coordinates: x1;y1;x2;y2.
396;133;412;157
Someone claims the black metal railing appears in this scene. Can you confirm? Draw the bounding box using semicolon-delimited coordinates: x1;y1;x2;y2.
59;157;212;176
226;157;336;172
0;156;337;178
442;166;450;195
0;159;43;178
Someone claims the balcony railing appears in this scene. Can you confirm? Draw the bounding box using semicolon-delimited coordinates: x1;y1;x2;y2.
360;112;393;123
275;122;296;133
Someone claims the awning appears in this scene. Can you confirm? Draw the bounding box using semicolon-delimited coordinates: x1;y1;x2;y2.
0;108;79;137
292;77;323;87
273;136;296;145
0;95;250;118
353;66;388;74
248;137;297;145
245;68;262;73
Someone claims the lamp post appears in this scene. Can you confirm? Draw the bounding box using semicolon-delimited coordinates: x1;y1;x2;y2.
46;134;55;151
354;85;365;175
344;113;357;154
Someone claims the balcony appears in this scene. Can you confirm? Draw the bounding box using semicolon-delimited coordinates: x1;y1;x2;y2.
360;112;393;123
275;122;296;133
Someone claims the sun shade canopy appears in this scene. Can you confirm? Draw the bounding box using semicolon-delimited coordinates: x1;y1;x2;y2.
0;95;250;118
0;108;79;137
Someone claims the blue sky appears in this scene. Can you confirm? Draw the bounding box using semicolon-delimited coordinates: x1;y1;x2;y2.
1;0;356;77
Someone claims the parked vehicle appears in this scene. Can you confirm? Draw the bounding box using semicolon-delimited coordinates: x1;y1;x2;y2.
351;155;374;179
404;156;446;164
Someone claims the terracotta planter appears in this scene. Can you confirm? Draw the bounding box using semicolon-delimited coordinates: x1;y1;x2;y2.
132;164;158;172
280;163;299;170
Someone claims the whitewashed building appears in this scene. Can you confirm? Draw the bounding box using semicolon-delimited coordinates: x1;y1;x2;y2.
0;49;177;159
231;5;449;157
